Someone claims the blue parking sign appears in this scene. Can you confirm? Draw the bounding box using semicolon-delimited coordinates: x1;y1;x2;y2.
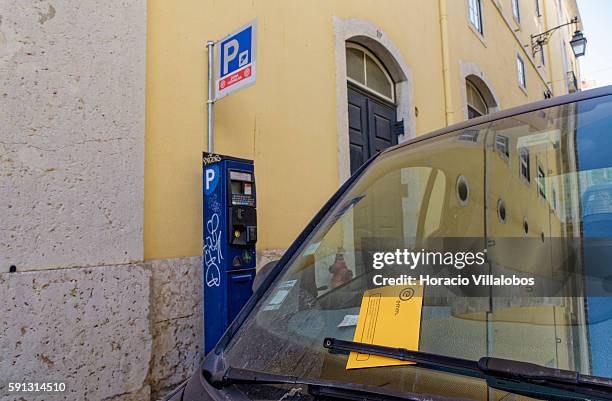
215;20;257;99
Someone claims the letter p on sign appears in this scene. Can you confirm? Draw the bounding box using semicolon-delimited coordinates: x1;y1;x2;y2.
215;20;257;99
205;169;215;190
222;39;239;76
204;165;219;195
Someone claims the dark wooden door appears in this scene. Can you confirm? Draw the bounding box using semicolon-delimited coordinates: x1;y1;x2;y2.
347;84;402;274
347;84;397;174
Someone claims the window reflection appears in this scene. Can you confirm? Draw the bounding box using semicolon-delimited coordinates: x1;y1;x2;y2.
225;96;612;396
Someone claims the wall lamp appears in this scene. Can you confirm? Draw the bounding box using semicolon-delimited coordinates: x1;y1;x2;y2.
531;16;587;58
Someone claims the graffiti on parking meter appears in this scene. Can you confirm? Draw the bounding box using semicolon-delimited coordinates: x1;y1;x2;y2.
202;152;222;167
204;213;223;287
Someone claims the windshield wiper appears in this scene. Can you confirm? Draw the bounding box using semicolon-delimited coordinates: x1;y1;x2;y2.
217;366;473;401
324;337;612;401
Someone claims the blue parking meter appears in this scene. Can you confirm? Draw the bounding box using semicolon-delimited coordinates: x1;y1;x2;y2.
203;152;257;354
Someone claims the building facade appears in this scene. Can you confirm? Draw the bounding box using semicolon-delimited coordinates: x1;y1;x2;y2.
147;0;582;272
0;0;583;400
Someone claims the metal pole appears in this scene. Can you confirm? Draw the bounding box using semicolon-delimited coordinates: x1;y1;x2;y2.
207;40;215;153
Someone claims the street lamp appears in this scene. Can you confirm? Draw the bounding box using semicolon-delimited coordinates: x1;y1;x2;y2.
531;16;587;58
569;30;587;58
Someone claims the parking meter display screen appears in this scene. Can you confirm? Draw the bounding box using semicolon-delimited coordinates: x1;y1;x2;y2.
230;171;252;182
230;170;255;207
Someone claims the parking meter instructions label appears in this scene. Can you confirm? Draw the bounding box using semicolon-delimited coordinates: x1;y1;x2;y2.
346;285;423;369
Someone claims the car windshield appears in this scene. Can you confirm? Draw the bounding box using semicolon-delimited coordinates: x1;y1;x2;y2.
223;95;612;400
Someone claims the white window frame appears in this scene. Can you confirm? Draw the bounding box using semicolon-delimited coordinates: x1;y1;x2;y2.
458;130;480;142
466;79;489;118
519;147;530;184
346;43;395;103
537;163;546;199
468;0;484;34
517;55;527;89
495;134;510;161
512;0;521;22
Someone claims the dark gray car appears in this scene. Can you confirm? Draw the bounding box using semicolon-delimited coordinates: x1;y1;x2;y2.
168;85;612;401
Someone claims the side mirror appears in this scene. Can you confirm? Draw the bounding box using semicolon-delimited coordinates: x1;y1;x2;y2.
252;260;279;292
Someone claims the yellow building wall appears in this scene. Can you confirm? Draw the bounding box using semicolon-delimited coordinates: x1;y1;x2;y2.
145;0;580;261
444;0;555;120
145;0;445;260
544;0;582;95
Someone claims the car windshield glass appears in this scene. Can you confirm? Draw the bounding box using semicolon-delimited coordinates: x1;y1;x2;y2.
224;95;612;399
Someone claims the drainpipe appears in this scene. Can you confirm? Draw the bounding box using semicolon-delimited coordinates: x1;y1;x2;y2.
541;3;555;96
439;0;454;126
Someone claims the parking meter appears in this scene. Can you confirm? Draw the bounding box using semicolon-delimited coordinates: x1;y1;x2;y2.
202;153;257;354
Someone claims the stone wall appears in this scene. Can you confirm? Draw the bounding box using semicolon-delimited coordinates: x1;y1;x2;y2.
0;257;203;401
0;264;152;401
0;2;286;399
0;1;151;398
256;249;285;270
148;251;284;400
148;257;203;400
0;0;146;272
0;252;284;401
0;0;153;401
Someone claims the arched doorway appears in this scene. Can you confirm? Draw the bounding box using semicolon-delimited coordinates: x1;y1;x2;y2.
333;17;415;183
345;43;397;174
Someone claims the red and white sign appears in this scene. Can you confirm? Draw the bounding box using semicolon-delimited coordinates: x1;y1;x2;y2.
218;65;252;91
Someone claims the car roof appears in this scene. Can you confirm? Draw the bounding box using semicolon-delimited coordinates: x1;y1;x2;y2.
584;183;612;192
384;85;612;155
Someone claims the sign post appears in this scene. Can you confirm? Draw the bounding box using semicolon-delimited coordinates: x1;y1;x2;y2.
206;40;215;153
205;19;257;151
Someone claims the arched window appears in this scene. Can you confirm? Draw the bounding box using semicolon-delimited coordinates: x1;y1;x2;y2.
346;43;394;102
466;79;489;118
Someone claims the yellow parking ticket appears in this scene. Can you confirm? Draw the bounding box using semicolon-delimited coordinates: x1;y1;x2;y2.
346;285;423;369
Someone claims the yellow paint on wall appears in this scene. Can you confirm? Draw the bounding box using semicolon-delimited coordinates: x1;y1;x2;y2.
145;0;579;260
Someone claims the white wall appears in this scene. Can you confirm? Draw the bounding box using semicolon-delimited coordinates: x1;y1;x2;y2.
0;0;146;272
0;2;150;398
